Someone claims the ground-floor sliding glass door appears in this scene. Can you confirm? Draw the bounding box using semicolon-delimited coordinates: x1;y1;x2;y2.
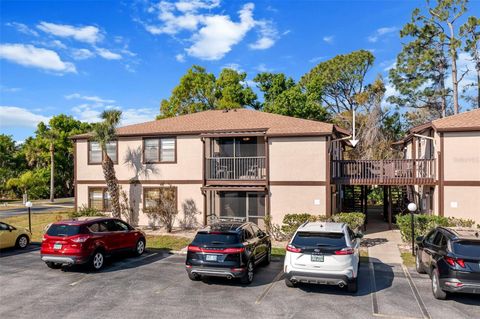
207;191;266;226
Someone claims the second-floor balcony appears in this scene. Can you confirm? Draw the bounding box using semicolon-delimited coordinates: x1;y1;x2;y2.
332;159;436;185
206;156;266;180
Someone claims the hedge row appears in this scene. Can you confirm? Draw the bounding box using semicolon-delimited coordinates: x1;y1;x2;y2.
280;212;365;238
396;214;476;243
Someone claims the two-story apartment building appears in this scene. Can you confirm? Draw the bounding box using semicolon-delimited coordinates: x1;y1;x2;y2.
395;109;480;224
72;109;348;228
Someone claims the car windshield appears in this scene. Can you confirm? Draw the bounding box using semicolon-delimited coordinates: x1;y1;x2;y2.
292;232;346;248
193;232;240;245
452;240;480;257
47;224;81;237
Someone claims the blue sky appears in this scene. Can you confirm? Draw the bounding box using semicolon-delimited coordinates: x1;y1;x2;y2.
1;0;478;142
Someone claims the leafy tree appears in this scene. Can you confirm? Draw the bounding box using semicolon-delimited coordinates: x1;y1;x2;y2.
0;135;25;197
92;110;122;218
159;65;258;118
300;50;375;115
20;115;91;199
6;169;50;199
460;16;480;108
253;72;329;121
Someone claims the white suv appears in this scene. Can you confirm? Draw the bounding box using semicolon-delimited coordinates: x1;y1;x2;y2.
283;222;361;293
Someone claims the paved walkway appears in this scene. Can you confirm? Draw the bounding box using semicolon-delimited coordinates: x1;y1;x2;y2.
364;208;403;264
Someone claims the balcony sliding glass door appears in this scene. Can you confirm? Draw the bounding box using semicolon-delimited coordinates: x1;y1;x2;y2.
209;191;266;225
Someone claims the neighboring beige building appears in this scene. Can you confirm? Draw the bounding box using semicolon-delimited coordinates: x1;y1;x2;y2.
72;109;347;228
395;109;480;224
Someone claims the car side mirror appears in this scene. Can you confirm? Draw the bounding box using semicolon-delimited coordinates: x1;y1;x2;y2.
8;226;13;232
415;236;424;243
356;232;364;239
257;230;266;238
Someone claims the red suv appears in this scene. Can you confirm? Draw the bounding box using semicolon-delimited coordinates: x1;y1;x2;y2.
41;217;146;270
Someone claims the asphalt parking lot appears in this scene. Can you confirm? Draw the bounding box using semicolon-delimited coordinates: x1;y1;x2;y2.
1;246;479;319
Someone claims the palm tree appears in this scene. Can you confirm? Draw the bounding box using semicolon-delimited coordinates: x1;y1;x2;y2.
92;110;122;218
43;130;58;203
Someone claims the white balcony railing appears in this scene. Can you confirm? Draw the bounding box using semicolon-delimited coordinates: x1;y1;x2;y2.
206;157;266;180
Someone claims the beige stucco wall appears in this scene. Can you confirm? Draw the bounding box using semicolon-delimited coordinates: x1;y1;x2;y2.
269;136;326;182
443;131;480;181
443;186;480;225
77;183;204;227
76;135;203;182
269;185;326;225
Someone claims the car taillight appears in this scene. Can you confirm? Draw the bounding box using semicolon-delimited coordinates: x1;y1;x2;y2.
335;248;354;255
188;245;202;252
71;235;89;243
223;247;245;254
286;244;302;253
444;256;465;268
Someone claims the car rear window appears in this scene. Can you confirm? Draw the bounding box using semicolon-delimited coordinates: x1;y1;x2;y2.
292;232;346;248
193;232;240;245
47;224;81;237
452;240;480;257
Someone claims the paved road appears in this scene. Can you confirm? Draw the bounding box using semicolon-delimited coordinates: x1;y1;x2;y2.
0;246;478;319
0;205;73;218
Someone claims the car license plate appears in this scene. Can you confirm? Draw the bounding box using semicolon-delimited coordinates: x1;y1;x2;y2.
205;254;217;261
53;243;62;250
311;255;324;262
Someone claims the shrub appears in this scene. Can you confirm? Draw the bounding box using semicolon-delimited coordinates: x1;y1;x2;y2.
281;213;318;237
144;187;178;232
396;214;476;243
69;205;105;218
279;212;366;238
332;212;365;231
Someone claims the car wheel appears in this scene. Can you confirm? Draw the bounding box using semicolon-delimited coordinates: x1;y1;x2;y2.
347;278;358;293
285;277;296;288
90;250;105;271
134;239;146;256
240;261;254;284
415;251;426;274
45;262;62;269
431;268;447;300
16;235;29;249
188;272;201;281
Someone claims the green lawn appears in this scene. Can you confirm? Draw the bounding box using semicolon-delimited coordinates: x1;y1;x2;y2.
0;212;193;252
401;252;416;268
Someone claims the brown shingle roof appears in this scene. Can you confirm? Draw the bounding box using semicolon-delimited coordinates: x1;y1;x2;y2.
72;109;338;139
432;108;480;131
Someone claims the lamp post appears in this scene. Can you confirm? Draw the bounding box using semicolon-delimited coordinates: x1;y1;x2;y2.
407;202;417;256
25;201;33;233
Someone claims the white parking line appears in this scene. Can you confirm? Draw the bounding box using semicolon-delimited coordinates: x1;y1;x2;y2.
255;270;284;305
69;253;158;286
401;264;431;319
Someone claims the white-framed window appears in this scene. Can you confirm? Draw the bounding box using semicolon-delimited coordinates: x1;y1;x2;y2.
144;137;176;163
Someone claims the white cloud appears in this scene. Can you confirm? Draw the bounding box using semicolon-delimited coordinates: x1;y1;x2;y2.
187;3;256;60
143;1;278;60
65;93;116;104
70;103;157;125
5;22;39;36
222;63;242;72
175;53;186;62
71;48;95;60
368;26;397;43
0;106;50;128
121;108;159;125
249;20;278;50
255;63;272;72
323;35;334;44
37;21;103;44
95;47;122;60
0;43;76;73
0;85;21;93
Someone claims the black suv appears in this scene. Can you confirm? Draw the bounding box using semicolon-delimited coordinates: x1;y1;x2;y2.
186;221;271;284
415;227;480;299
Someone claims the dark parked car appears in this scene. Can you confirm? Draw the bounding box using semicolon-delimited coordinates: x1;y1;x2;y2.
415;227;480;299
186;221;271;284
41;217;146;270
